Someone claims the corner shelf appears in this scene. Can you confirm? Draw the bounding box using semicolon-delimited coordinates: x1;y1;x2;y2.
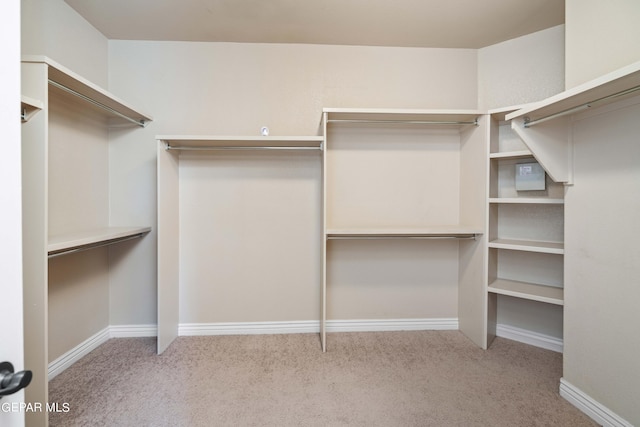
488;279;563;306
489;198;564;204
488;238;564;254
48;226;151;258
489;150;533;159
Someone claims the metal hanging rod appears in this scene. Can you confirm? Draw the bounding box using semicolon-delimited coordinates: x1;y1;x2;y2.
165;145;322;151
48;233;146;259
48;80;148;128
327;119;478;126
524;84;640;128
327;234;477;240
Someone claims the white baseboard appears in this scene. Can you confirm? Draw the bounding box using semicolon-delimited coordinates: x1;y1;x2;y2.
496;324;563;353
560;378;633;427
48;327;110;380
179;320;319;336
48;324;157;379
326;318;459;332
109;324;157;338
179;318;459;336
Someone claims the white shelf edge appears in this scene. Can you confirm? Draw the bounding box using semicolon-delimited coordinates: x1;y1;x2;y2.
506;59;640;122
489;150;533;159
156;135;323;143
326;226;483;238
488;238;564;254
48;226;151;256
22;55;153;124
323;107;484;115
489;198;564;204
488;279;564;305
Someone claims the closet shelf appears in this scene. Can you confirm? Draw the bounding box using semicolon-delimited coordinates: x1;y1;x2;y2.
506;60;640;126
22;55;152;127
326;226;482;239
489;150;533;159
488;279;564;305
489;198;564;204
324;108;483;129
48;226;151;258
21;95;43;122
488;238;564;254
157;135;324;150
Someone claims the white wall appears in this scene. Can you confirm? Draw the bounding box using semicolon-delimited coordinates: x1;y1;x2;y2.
0;0;25;425
565;0;640;88
21;0;108;86
564;97;640;426
563;2;640;424
107;41;478;326
478;25;565;110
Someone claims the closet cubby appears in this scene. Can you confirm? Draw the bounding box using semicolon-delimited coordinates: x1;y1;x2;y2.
21;56;152;427
156;135;324;354
321;108;488;351
486;107;565;348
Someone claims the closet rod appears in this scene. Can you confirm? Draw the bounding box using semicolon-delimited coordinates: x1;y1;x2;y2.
327;119;478;126
327;235;477;240
165;145;322;151
524;84;640;127
48;233;146;259
48;80;148;128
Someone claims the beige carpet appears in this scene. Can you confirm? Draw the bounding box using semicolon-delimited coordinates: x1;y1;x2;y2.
48;331;597;426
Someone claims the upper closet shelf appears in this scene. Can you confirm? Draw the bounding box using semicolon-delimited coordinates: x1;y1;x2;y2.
157;135;324;151
506;60;640;126
22;55;153;127
21;95;43;122
324;108;483;129
326;226;482;239
48;226;151;258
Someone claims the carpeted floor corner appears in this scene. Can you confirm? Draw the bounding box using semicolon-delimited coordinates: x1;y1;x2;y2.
48;331;598;426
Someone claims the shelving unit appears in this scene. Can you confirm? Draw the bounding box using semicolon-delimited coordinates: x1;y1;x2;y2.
156;134;323;354
321;108;487;352
21;56;152;427
486;106;564;348
506;60;640;185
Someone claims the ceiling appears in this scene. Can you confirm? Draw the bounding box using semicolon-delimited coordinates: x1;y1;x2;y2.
64;0;564;49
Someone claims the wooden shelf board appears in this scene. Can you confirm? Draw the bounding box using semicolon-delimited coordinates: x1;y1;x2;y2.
489;150;533;159
488;279;564;305
22;55;152;124
506;60;640;123
156;135;323;148
488;238;564;254
489;198;564;204
488;103;537;122
327;226;483;239
48;226;151;255
323;107;483;125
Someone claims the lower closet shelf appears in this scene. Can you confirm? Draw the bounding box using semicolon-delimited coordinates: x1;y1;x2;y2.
48;226;151;258
488;278;564;305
